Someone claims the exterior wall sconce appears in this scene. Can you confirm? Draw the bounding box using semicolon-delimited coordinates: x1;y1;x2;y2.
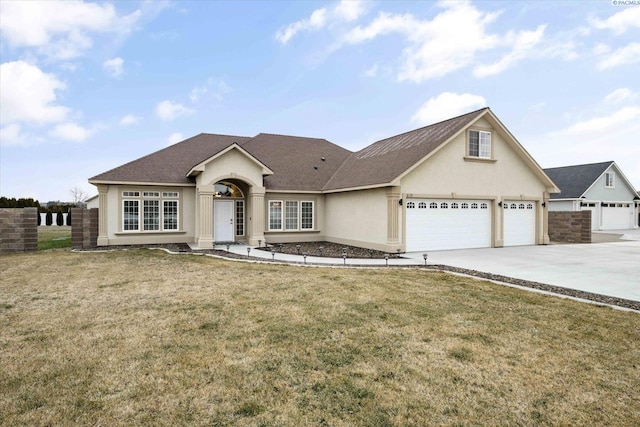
398;199;403;206
498;201;503;207
541;202;546;207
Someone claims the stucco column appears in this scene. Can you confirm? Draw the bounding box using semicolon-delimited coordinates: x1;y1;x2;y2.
542;192;551;244
248;187;266;246
494;198;504;248
197;187;214;248
96;184;109;246
386;187;402;252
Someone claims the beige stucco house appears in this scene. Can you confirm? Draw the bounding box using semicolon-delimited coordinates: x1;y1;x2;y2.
89;108;559;252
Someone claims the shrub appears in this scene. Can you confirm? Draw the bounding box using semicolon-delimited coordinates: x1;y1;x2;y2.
66;209;72;226
45;211;53;226
56;210;64;226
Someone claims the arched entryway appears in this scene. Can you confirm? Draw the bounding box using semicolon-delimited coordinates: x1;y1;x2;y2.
213;180;245;243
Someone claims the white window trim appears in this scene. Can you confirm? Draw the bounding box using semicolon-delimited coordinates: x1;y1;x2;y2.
467;130;492;160
268;200;283;231
121;191;181;233
605;172;615;188
268;199;315;232
301;201;314;230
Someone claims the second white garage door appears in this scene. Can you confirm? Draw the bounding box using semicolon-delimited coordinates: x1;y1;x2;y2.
503;202;536;246
602;203;634;230
406;199;491;251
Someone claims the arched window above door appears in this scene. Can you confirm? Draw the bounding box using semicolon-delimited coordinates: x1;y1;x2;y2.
214;181;244;198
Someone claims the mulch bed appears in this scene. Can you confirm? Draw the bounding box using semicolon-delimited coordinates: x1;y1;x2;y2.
76;242;640;311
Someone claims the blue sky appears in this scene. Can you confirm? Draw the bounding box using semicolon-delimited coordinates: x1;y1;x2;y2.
1;0;639;202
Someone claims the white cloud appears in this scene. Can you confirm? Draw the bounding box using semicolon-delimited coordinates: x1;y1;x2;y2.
189;85;207;102
596;42;640;70
0;124;26;146
364;63;378;77
411;92;487;126
0;61;69;125
474;25;546;78
334;0;367;22
345;2;506;82
49;122;92;142
589;7;640;35
604;88;636;104
0;0;142;60
103;57;124;77
189;78;232;102
155;100;194;121
276;8;328;45
167;132;184;145
275;0;367;45
119;114;142;126
560;106;640;136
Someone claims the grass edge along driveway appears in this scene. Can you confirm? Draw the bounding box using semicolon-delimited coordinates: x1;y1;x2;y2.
1;249;638;426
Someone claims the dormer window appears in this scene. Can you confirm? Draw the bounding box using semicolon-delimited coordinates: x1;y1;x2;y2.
605;172;615;188
468;130;491;159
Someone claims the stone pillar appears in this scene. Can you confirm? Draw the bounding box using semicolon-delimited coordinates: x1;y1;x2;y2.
97;185;109;245
386;187;402;252
248;187;266;246
197;187;214;248
542;192;550;245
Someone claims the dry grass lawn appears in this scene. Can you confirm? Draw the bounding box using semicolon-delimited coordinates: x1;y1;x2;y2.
1;249;639;426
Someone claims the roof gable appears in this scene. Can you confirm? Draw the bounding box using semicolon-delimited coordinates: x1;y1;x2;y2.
544;161;614;199
187;143;273;178
90;133;250;185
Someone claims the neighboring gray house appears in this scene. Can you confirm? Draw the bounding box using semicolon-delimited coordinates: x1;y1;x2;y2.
544;161;639;230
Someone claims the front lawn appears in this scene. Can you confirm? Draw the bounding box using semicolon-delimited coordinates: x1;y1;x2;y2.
1;250;638;425
37;226;71;250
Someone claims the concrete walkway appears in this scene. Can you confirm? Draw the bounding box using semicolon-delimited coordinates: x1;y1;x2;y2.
210;233;640;303
212;244;423;267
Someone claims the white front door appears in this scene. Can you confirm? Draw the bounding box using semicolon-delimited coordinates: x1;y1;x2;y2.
214;200;234;242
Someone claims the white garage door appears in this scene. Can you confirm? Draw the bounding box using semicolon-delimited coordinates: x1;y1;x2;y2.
580;202;599;231
406;199;491;251
503;202;536;246
602;203;634;230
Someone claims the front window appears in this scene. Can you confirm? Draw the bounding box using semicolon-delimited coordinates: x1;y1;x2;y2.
143;200;160;230
268;200;314;231
235;201;244;236
121;190;180;232
469;130;491;159
214;181;243;198
605;172;615;188
269;201;283;230
285;201;299;230
123;200;139;231
164;201;178;230
301;201;314;230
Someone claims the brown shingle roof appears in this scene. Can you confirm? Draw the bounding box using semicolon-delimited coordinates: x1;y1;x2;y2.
322;108;488;191
90;134;251;184
240;133;352;191
90;108;490;191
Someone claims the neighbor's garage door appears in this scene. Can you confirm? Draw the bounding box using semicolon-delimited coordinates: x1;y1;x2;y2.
602;203;634;230
503;202;536;246
406;199;491;251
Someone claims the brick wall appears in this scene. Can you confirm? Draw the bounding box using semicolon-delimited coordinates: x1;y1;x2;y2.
0;208;38;254
71;208;98;249
549;211;591;243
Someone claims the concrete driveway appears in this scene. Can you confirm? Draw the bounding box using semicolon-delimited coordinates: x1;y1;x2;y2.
408;231;640;302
